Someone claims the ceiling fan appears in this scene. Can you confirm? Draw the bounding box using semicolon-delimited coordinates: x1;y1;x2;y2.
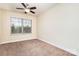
16;3;36;14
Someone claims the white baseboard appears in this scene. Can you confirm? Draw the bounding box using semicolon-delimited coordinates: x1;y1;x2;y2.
0;38;37;45
39;38;79;56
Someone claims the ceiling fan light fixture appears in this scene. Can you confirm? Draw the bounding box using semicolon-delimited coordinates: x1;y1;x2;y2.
16;3;36;14
25;9;30;12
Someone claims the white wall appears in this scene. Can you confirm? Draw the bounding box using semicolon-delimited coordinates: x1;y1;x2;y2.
38;3;79;55
0;11;1;40
0;9;37;44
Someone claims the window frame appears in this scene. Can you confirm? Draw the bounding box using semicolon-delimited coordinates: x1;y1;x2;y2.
10;17;32;34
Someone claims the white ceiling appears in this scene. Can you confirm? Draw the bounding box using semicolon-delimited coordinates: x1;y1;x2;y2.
0;3;56;16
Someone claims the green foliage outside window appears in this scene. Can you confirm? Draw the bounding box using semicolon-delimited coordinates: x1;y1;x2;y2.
11;17;32;34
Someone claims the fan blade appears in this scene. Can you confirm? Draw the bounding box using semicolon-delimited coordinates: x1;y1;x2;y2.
16;8;24;10
30;11;35;14
24;12;27;14
21;3;26;8
30;7;36;9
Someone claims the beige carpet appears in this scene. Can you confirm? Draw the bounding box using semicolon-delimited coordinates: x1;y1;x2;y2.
0;39;75;56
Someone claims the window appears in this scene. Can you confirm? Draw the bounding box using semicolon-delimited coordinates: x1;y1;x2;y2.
23;19;32;33
10;17;32;34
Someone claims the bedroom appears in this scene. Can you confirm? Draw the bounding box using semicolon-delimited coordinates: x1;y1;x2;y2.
0;3;79;56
